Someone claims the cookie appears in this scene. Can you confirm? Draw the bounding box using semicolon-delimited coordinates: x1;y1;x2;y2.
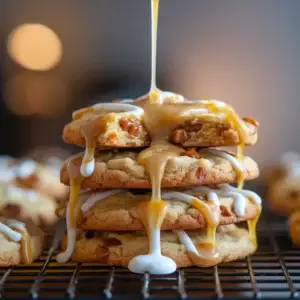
77;186;261;231
289;211;300;245
0;157;68;200
63;102;258;149
267;152;300;215
60;149;259;189
0;184;57;226
0;218;44;266
62;224;255;267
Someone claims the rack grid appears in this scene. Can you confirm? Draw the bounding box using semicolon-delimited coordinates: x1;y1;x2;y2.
1;215;300;300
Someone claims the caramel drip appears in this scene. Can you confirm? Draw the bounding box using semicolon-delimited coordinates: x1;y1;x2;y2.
191;198;219;244
68;162;83;227
15;228;33;264
189;242;220;267
81;122;96;176
190;198;220;265
247;205;261;249
137;200;168;243
149;0;160;102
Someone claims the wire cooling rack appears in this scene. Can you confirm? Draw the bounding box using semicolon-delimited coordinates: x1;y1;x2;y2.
0;215;300;300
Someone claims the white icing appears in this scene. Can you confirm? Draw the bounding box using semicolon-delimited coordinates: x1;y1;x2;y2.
173;230;198;255
92;103;144;118
0;221;23;242
191;186;246;217
200;149;244;175
81;189;125;212
15;160;37;179
128;229;176;275
218;184;262;206
56;228;76;263
0;156;16;182
6;219;26;231
80;158;95;178
6;185;38;202
162;191;220;205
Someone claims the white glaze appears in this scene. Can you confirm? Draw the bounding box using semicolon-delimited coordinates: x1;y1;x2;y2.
0;221;23;242
80;158;95;178
191;186;246;217
200;149;244;175
6;219;26;231
92;103;144;118
81;189;125;212
0;156;16;182
15;160;37;179
56;228;76;263
173;230;198;255
218;184;262;206
162;190;220;205
6;185;38;202
128;229;176;275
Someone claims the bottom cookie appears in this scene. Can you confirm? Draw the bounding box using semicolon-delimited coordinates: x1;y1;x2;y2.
0;218;44;266
61;224;255;269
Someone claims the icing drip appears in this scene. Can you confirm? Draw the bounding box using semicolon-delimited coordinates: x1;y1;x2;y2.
191;184;262;247
81;189;125;212
72;103;144;178
199;149;245;188
173;230;219;267
56;162;83;263
0;219;32;263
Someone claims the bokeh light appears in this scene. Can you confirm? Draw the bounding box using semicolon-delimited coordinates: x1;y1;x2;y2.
7;23;62;71
4;73;67;116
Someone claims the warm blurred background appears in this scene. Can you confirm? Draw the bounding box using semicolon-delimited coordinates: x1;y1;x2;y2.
1;0;300;179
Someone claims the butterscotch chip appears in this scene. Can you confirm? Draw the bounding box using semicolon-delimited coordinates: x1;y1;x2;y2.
0;220;44;267
77;191;259;231
60;150;259;189
61;224;255;267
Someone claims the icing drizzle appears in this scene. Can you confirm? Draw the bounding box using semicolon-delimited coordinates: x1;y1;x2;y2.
0;218;33;263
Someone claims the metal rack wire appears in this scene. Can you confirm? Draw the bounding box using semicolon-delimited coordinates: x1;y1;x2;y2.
1;215;300;300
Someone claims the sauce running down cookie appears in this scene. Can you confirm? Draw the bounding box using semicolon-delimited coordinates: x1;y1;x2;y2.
57;0;261;274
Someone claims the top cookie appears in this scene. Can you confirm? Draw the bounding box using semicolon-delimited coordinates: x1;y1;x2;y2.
62;100;258;149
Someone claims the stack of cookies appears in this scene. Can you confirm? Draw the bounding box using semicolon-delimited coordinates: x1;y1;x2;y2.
57;93;261;274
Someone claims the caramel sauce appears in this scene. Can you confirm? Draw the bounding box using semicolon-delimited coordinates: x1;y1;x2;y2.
247;205;261;249
189;242;220;267
191;198;219;244
15;228;33;264
137;199;168;238
67;162;83;227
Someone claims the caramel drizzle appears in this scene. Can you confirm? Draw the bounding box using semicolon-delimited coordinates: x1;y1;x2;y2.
247;205;261;249
15;228;33;264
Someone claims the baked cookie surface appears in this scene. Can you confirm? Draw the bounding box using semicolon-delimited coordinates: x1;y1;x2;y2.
77;188;260;231
0;218;44;266
63;106;258;149
0;184;57;226
60;150;259;189
62;224;255;267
